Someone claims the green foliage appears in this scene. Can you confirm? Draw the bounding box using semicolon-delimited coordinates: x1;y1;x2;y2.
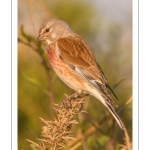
30;144;40;150
22;73;42;87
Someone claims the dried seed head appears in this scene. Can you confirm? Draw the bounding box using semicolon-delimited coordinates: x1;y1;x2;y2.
27;93;88;150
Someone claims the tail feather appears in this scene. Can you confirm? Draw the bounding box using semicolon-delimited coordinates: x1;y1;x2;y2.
105;102;125;130
90;89;125;130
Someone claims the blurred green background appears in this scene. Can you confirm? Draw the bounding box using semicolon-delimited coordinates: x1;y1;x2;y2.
18;0;132;149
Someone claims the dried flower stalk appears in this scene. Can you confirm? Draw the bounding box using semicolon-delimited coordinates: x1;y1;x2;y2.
120;128;132;150
27;93;88;150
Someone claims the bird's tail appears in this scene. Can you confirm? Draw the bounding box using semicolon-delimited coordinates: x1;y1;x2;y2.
93;91;125;130
105;102;125;130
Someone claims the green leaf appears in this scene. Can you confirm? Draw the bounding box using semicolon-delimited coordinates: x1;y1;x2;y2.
22;72;41;87
30;144;40;150
113;78;126;89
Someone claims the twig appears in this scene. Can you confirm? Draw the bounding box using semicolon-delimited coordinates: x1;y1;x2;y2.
120;128;132;150
18;35;55;118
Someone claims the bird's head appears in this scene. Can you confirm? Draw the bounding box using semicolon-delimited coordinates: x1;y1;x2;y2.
37;19;73;44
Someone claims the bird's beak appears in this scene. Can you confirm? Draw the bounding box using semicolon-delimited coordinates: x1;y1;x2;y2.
37;34;44;42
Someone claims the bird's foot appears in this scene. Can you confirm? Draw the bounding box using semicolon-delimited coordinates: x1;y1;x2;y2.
60;92;80;109
59;92;89;110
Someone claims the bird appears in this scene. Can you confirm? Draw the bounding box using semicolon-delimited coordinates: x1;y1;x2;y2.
37;18;125;130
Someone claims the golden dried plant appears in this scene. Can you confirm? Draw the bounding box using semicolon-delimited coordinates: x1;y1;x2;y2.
120;128;132;150
27;93;88;150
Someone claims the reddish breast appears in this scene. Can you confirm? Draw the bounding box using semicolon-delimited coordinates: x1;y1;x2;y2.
47;44;59;68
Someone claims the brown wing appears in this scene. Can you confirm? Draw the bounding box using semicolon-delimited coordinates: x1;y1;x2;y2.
57;36;118;100
58;36;102;80
58;36;93;65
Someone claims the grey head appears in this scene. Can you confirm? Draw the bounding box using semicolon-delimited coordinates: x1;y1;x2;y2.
37;19;74;44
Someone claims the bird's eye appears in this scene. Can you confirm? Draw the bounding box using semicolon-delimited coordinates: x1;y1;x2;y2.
45;28;49;32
